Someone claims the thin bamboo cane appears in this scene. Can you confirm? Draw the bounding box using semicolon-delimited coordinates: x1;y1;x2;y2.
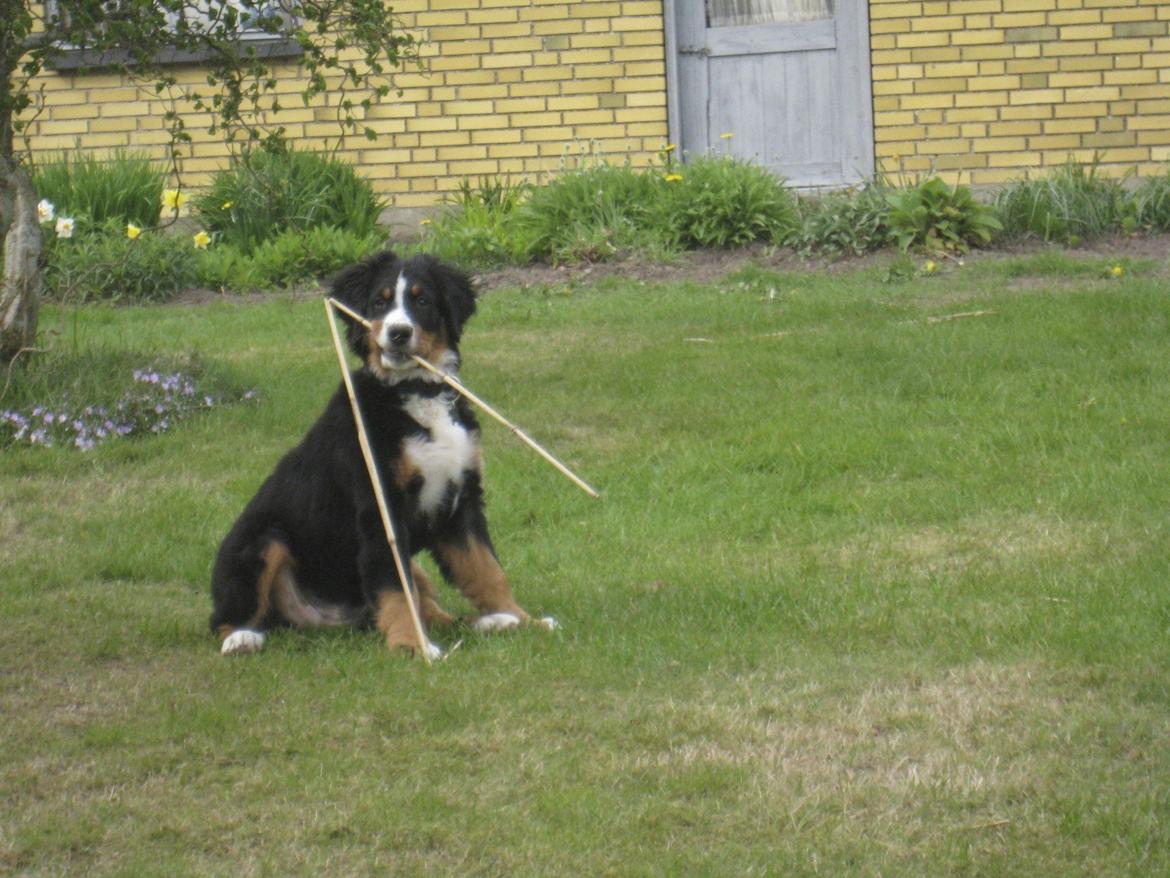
323;298;433;663
326;297;601;500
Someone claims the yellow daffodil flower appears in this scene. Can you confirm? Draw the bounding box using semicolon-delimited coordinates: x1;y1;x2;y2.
162;189;189;211
126;223;142;240
193;230;211;250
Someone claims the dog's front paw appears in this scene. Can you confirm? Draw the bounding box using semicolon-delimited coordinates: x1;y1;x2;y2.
221;629;266;655
535;616;560;631
472;612;522;633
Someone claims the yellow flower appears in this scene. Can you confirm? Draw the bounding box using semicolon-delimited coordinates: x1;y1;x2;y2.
221;201;234;210
924;260;938;274
1110;264;1124;278
126;223;142;240
420;218;432;226
664;173;683;183
720;132;734;139
662;144;677;153
193;230;211;250
161;189;189;211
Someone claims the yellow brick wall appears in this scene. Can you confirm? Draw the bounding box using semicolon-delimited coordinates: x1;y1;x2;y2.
871;0;1170;185
20;0;669;211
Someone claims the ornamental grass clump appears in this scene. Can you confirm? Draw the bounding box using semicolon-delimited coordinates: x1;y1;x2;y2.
193;147;385;253
32;148;166;229
994;160;1131;244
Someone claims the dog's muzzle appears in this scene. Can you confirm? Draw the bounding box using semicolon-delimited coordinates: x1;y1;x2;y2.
378;322;416;369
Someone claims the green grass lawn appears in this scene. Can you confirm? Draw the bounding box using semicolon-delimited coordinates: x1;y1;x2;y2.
3;253;1169;876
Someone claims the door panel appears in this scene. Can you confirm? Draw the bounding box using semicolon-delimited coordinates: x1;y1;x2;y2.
667;0;873;189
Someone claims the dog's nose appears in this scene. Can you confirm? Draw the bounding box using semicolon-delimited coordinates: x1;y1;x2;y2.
388;324;413;347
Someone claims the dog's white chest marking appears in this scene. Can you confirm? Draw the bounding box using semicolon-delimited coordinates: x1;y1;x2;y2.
402;394;475;516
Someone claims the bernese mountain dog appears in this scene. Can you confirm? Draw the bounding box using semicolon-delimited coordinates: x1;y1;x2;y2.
210;250;547;658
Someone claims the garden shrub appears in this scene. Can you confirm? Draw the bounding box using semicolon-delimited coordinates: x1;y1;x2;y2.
511;158;666;263
193;146;385;252
652;154;799;249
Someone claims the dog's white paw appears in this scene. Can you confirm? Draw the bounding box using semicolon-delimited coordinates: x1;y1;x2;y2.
536;616;560;631
221;629;266;655
422;640;444;661
472;612;522;634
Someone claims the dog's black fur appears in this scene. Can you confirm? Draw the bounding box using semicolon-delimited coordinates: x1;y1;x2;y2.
209;251;532;656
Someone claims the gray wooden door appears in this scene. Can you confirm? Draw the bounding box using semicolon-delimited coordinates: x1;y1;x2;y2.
666;0;874;188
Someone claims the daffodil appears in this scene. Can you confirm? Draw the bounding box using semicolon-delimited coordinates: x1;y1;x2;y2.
193;229;211;250
924;260;938;274
161;189;189;211
1110;264;1124;278
420;218;432;226
221;200;234;210
55;216;75;239
662;144;677;154
664;173;683;183
126;223;142;240
37;199;55;223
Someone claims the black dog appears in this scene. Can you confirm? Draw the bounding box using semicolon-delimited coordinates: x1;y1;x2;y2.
210;251;544;657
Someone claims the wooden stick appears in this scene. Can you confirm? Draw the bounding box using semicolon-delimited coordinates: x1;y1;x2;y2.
323;298;433;663
326;297;601;500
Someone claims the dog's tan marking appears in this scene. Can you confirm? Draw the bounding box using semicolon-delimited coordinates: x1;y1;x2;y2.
395;454;422;491
381;286;392;300
376;589;429;652
410;283;422;297
414;326;449;367
435;538;527;619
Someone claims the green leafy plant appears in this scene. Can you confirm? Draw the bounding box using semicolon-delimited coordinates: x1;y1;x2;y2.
419;176;530;267
195;225;387;290
885;176;1002;252
31;148;166;228
43;220;198;304
193;147;385;252
653;154;799;249
994;160;1132;243
792;177;896;256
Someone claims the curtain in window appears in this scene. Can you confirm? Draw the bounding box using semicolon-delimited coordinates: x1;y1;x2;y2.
707;0;833;28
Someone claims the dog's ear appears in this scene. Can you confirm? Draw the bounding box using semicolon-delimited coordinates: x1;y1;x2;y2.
331;250;397;356
425;257;477;345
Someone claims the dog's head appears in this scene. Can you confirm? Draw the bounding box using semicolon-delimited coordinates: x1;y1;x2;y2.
331;251;477;382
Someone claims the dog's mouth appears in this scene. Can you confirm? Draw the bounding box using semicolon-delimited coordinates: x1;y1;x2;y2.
378;349;415;371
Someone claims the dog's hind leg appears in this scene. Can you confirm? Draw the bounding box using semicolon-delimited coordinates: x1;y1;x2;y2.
210;539;291;655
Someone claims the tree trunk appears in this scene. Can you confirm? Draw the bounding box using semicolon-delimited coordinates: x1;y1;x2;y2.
0;157;41;364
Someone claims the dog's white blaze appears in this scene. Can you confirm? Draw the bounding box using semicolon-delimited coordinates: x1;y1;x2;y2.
221;629;266;655
377;272;413;352
403;394;475;516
